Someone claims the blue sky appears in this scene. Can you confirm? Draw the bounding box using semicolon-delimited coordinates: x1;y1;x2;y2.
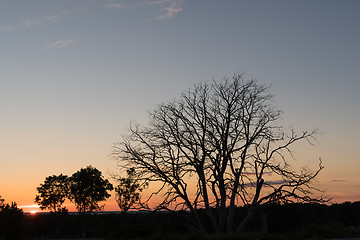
0;0;359;210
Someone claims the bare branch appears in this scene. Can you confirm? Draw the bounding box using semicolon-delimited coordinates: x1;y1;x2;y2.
113;73;325;234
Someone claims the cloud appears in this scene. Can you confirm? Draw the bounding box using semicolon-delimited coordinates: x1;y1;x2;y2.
46;39;77;49
23;19;37;27
157;0;183;20
45;11;69;21
330;179;347;183
264;180;292;186
23;10;70;27
19;204;40;209
105;2;123;9
242;179;292;188
148;0;172;4
2;9;72;31
104;0;183;20
0;25;12;31
243;171;272;176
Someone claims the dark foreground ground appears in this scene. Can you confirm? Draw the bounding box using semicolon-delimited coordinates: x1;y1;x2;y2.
42;238;360;240
1;201;360;240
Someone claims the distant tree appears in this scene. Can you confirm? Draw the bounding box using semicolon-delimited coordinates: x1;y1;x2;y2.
69;166;113;213
0;196;4;209
0;196;23;215
0;199;24;240
115;168;147;213
35;174;69;213
113;74;325;234
0;201;23;214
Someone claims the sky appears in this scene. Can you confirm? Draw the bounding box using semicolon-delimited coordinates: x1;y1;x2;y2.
0;0;359;212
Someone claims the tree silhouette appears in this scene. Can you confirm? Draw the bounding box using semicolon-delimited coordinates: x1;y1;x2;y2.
0;201;23;214
0;196;4;209
0;198;23;240
0;196;23;214
69;166;113;214
35;174;69;213
115;168;147;213
113;74;325;234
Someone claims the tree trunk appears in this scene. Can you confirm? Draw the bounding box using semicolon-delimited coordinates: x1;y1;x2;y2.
235;205;256;233
226;171;242;234
191;209;210;235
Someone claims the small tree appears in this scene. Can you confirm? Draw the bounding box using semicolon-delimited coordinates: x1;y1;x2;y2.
0;196;4;209
69;166;113;213
0;198;23;239
0;196;23;214
0;202;23;214
35;174;69;213
115;168;147;213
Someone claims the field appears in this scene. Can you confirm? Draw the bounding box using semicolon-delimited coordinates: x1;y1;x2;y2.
1;202;360;240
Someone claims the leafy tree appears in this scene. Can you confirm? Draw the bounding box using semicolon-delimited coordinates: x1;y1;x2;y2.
113;74;325;234
0;199;23;240
0;196;23;215
0;201;23;214
115;168;147;213
35;174;69;213
69;166;113;213
0;196;4;209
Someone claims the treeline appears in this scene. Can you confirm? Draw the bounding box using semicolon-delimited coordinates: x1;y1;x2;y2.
0;197;24;240
252;201;360;238
34;165;113;214
0;202;360;239
34;165;142;215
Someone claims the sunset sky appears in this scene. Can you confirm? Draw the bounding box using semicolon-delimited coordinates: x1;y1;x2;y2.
1;0;359;212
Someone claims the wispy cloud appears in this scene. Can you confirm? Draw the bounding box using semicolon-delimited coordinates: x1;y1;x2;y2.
105;2;123;9
104;0;184;20
157;0;183;20
19;204;40;209
243;180;292;188
264;180;293;186
46;39;77;49
0;25;12;31
243;171;272;176
23;10;70;27
331;179;347;183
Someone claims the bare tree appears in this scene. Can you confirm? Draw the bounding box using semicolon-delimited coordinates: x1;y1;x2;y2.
113;74;325;234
